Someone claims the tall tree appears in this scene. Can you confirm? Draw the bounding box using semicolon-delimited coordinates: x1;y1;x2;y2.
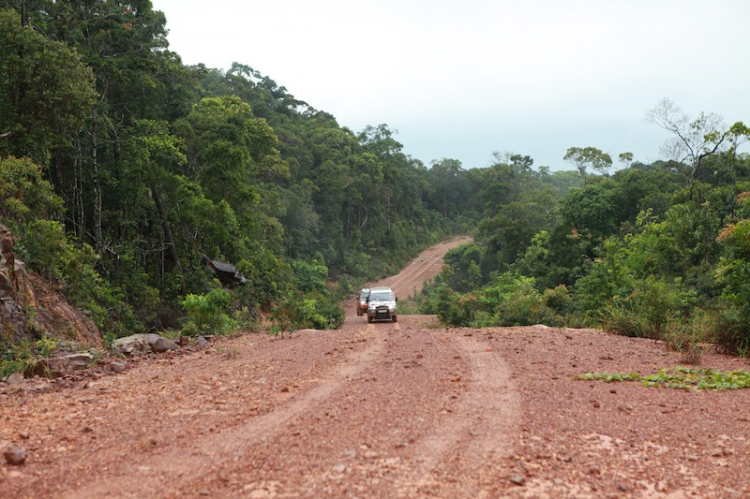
0;9;97;164
428;158;464;218
563;146;613;179
174;95;288;209
476;154;558;268
645;98;729;193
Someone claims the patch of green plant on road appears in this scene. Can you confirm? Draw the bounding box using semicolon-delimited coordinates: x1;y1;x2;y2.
577;366;750;390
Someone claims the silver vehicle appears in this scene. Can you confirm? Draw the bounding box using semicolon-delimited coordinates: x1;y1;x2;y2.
366;286;397;323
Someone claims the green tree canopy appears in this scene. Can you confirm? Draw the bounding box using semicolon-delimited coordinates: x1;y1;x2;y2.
564;146;613;179
0;8;97;164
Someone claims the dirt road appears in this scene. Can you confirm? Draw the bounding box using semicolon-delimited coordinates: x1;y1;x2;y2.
2;237;750;498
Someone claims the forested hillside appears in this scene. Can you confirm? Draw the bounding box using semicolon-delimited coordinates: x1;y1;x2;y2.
417;111;750;358
2;1;750;362
0;0;484;349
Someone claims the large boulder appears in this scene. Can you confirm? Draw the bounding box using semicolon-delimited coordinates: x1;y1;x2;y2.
112;333;170;355
151;337;180;353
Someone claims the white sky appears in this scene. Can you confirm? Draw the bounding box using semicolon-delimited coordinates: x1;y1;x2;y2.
150;0;750;170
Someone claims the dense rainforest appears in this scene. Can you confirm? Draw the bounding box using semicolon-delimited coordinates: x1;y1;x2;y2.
0;0;485;350
2;1;750;364
417;115;750;359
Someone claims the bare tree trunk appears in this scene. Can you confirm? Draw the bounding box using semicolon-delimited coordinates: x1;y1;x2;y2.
92;109;102;251
386;191;391;232
358;203;368;244
74;136;86;240
150;183;184;285
358;203;369;231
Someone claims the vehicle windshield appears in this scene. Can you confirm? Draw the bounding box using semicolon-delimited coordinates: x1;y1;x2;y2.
369;291;394;301
359;290;370;300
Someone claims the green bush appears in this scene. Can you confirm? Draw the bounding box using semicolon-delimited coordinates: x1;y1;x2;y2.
709;305;750;355
571;238;633;317
17;219;67;280
714;219;750;354
285;292;344;330
662;312;712;364
601;277;695;339
432;286;474;326
600;302;653;338
291;258;329;294
491;281;559;326
542;285;573;315
476;273;552;326
420;272;564;328
180;288;237;336
0;340;34;378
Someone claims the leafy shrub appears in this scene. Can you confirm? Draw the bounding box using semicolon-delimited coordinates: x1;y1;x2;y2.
35;335;57;358
291;258;329;294
601;277;695;339
600;302;654;338
180;288;237;336
0;341;34;378
233;249;289;310
542;285;573;315
285;292;344;330
17;219;67;280
494;285;559;327
714;217;750;354
476;273;558;327
432;286;474;326
314;296;345;329
709;305;750;355
420;272;564;328
571;237;633;318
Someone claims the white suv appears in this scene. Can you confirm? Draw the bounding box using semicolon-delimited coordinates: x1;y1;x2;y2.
366;287;397;323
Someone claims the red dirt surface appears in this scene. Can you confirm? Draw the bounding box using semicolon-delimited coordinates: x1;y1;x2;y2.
2;237;750;498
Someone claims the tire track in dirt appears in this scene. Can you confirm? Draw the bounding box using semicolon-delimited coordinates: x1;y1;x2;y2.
194;319;521;498
453;333;520;462
396;330;521;496
59;324;388;499
193;316;470;497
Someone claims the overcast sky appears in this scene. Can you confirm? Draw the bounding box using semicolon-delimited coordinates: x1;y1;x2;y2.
150;0;750;171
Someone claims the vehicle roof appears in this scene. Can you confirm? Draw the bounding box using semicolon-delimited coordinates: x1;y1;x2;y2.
369;286;393;292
